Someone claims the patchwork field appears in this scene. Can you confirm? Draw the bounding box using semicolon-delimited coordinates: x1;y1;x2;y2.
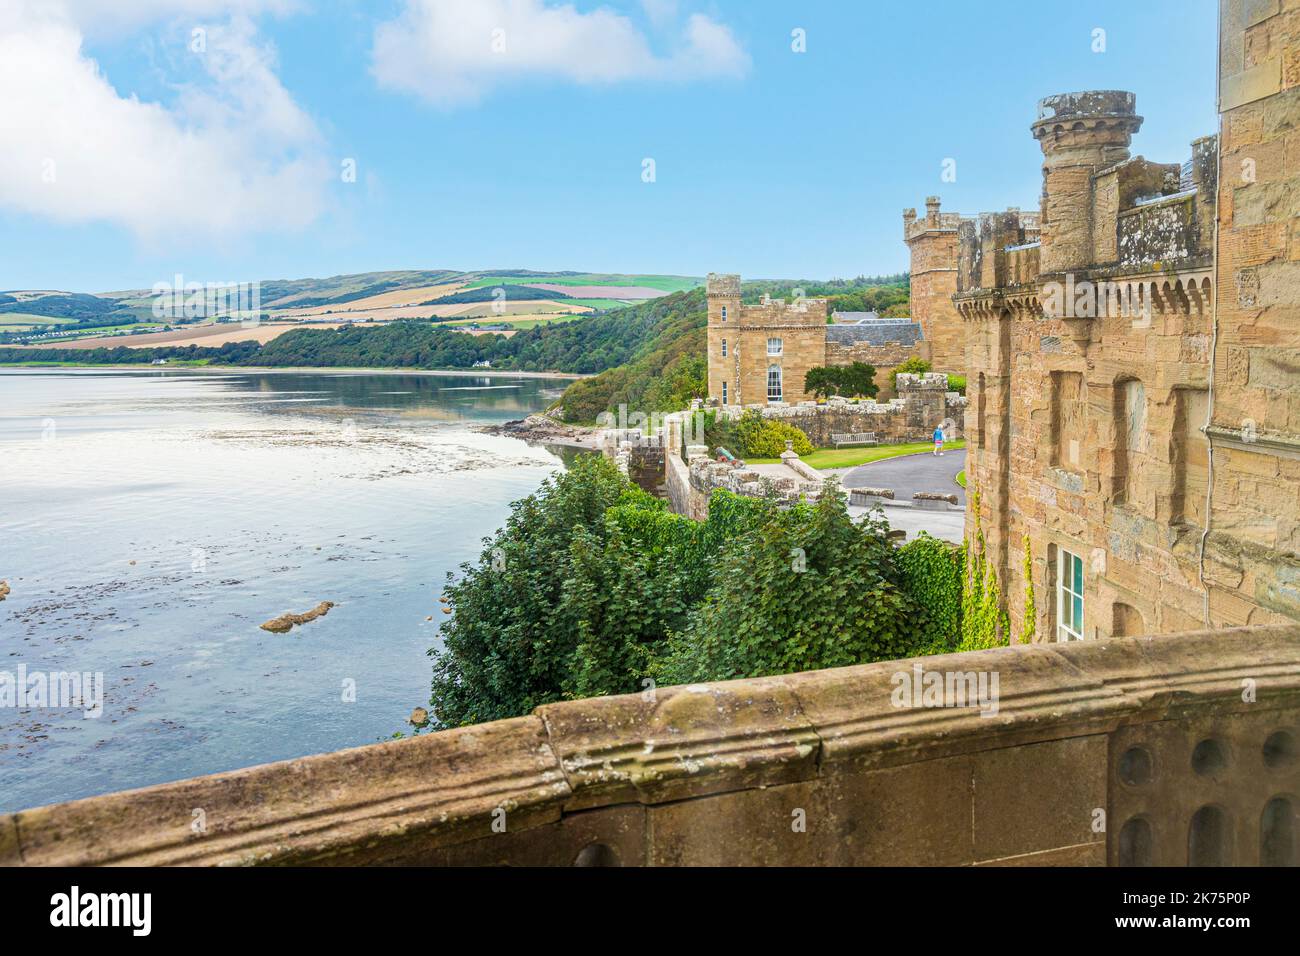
21;322;347;350
3;269;703;349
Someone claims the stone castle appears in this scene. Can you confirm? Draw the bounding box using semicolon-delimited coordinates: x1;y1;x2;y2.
958;30;1300;642
704;276;934;406
6;1;1298;870
705;4;1300;645
704;201;975;408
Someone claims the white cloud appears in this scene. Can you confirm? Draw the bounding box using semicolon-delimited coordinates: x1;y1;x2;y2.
0;1;329;240
372;0;749;107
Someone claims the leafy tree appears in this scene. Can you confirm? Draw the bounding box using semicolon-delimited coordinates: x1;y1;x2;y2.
804;363;879;401
427;462;967;727
428;455;640;727
836;361;879;399
653;483;926;684
804;366;841;399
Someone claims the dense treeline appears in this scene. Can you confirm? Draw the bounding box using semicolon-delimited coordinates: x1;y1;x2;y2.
0;341;262;364
557;289;707;422
427;455;963;728
826;285;911;317
740;274;908;302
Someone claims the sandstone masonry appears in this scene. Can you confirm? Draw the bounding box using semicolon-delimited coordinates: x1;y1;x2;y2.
958;9;1300;645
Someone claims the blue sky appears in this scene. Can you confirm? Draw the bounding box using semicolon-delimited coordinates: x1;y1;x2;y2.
0;0;1218;292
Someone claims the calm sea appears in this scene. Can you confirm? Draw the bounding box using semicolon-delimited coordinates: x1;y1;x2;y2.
0;367;572;812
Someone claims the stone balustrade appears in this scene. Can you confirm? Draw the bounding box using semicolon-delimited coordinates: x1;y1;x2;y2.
3;625;1297;866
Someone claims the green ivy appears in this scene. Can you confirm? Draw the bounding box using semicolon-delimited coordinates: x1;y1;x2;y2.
959;484;1011;651
895;532;964;654
1020;533;1037;644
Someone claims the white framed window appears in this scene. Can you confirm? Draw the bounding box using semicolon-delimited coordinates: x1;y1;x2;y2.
767;365;783;403
1057;549;1084;641
721;338;727;357
721;381;728;404
720;305;728;322
767;337;783;356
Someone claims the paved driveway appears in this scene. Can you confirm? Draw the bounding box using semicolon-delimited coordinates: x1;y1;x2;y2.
839;449;967;505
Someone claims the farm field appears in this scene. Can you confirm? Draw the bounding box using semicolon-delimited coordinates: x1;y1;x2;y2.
1;270;698;346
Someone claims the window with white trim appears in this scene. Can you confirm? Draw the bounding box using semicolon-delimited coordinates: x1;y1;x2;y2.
721;381;728;404
720;305;728;322
1057;549;1084;641
721;338;727;357
767;337;783;356
767;365;783;403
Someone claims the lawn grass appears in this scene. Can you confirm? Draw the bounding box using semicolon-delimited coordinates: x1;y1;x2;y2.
956;470;967;487
747;439;966;470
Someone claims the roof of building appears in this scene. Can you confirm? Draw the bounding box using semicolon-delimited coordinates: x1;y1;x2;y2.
826;320;924;347
830;311;880;323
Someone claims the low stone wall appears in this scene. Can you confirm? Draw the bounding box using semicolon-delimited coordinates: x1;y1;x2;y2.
688;457;821;508
727;373;965;447
665;452;706;520
5;625;1297;866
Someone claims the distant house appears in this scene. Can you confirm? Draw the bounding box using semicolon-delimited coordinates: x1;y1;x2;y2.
472;359;492;368
151;358;169;365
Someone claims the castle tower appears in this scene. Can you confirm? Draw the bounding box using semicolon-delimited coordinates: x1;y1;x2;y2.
1031;91;1143;277
902;197;963;373
706;273;741;405
705;273;827;406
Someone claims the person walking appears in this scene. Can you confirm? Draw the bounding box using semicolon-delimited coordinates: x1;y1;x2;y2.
933;424;945;456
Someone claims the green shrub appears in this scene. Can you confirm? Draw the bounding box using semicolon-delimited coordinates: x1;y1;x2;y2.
947;374;966;395
733;410;813;458
653;482;927;685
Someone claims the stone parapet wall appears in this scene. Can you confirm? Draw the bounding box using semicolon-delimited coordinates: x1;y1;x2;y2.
688;457;820;507
6;625;1296;866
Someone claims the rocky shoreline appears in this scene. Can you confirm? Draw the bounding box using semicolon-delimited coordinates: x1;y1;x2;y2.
478;414;602;450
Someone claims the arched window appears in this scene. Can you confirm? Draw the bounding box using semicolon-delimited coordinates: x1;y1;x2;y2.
1188;805;1231;866
1118;817;1154;867
1261;796;1295;866
721;338;727;357
1112;602;1145;638
767;337;783;356
767;365;783;403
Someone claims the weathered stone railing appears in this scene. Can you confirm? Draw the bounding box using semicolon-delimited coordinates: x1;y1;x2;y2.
4;625;1297;866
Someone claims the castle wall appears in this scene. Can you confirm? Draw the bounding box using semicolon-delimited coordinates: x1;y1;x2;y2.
10;625;1298;866
957;88;1242;644
1208;0;1300;624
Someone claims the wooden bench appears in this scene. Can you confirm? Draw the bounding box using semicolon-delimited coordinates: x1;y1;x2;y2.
831;431;878;449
